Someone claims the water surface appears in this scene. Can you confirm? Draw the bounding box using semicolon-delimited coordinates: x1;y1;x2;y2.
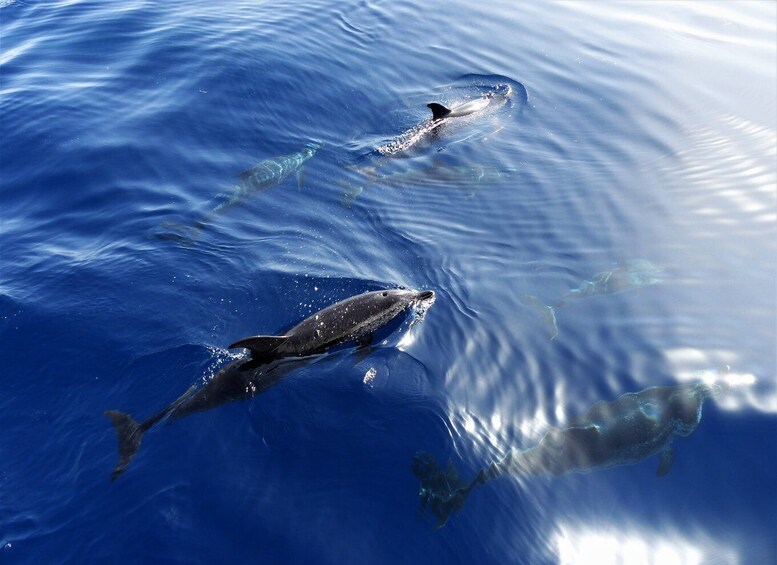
1;1;775;563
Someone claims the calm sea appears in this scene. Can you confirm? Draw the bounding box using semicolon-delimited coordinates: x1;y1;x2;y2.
1;1;775;563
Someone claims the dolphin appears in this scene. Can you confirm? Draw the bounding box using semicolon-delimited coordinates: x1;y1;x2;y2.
413;380;725;528
228;288;435;363
524;259;665;339
105;288;435;480
153;142;320;244
558;259;664;302
340;163;516;206
377;87;511;156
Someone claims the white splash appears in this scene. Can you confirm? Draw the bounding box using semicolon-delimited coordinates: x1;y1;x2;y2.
363;367;377;386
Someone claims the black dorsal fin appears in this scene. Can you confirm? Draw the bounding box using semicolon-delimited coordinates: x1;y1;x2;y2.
228;335;288;360
427;103;452;120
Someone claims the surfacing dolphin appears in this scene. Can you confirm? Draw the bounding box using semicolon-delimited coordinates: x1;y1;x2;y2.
106;288;435;480
377;86;511;156
413;380;725;528
524;259;665;339
153;142;320;244
228;288;435;362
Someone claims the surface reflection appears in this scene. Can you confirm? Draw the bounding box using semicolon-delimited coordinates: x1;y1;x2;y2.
554;523;738;565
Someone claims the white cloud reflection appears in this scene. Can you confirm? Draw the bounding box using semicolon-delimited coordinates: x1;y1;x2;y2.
554;523;738;565
665;348;775;413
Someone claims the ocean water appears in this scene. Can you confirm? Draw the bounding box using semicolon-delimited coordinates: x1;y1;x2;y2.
1;1;775;563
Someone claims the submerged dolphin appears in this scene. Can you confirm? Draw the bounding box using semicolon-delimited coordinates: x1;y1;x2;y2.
105;288;435;480
413;380;724;528
377;87;511;156
525;260;665;339
154;142;320;243
340;163;516;206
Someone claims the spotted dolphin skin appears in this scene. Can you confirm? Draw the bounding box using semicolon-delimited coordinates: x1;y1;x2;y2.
205;142;320;222
413;380;724;528
228;288;435;362
105;288;435;480
377;87;511;156
153;142;320;243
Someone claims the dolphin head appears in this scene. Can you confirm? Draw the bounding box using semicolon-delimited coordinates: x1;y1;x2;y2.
305;140;323;156
374;288;435;309
416;289;435;301
366;289;436;324
667;383;712;436
338;288;434;341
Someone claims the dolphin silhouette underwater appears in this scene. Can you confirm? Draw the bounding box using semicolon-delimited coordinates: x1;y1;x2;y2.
153;142;320;244
340;163;516;207
106;288;435;480
524;259;665;339
413;380;725;528
377;87;511;156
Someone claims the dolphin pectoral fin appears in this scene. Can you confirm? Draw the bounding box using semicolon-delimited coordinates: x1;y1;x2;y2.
337;178;364;208
427;103;452;120
522;294;559;340
228;335;288;360
238;168;254;181
296;167;306;190
351;335;375;365
355;333;374;348
656;445;674;477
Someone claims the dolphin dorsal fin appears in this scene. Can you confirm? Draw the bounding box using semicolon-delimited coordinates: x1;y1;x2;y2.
427;103;452;120
228;335;288;360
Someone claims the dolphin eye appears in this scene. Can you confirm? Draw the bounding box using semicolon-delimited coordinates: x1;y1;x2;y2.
382;292;388;297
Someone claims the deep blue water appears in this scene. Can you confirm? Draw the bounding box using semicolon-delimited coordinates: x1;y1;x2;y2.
1;1;776;563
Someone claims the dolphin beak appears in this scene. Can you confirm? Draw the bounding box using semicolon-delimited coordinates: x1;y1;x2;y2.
417;290;435;301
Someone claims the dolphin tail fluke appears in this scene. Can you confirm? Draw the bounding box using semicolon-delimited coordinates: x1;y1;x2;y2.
522;295;559;340
412;451;476;528
105;410;144;481
427;103;452;121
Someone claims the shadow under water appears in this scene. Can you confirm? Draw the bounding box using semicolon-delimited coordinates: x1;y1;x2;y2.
414;379;727;528
340;162;516;207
